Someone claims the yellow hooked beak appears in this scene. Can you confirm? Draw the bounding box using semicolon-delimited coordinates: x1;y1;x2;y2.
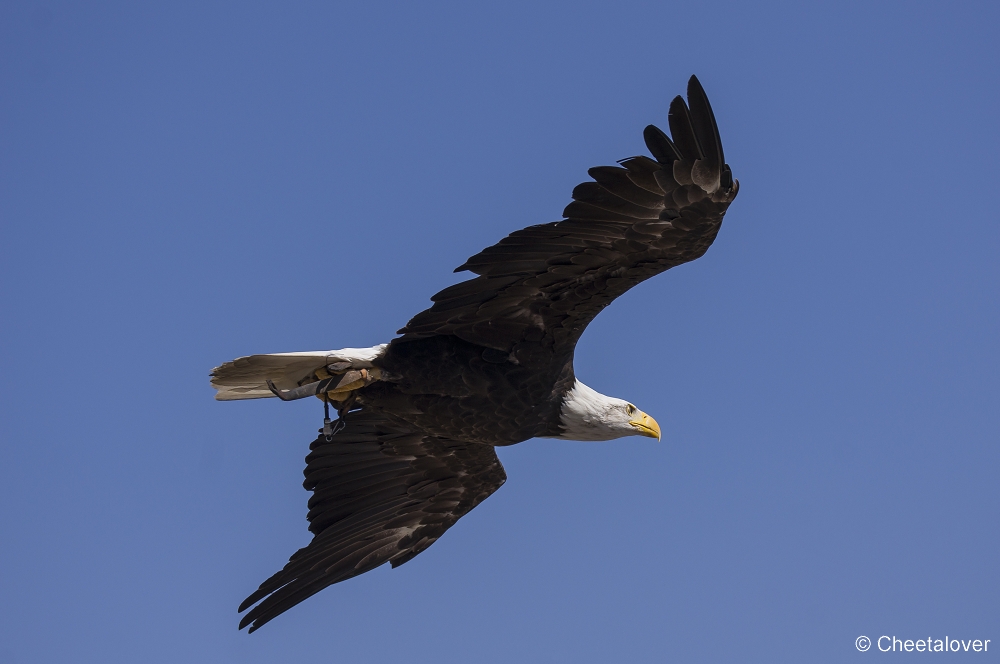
629;411;661;441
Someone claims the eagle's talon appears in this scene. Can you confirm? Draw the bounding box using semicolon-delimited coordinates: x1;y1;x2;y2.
266;379;295;401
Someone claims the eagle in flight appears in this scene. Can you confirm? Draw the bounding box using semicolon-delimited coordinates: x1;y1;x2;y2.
211;75;739;632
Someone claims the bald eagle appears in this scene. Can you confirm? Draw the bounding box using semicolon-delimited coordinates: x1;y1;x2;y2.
212;75;738;632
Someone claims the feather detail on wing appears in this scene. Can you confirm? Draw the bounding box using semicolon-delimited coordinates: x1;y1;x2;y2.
237;410;506;632
396;76;738;354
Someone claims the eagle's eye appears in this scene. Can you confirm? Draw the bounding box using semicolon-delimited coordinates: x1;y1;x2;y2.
626;404;636;416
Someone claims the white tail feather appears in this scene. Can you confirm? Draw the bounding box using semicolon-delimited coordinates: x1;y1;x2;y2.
209;344;387;401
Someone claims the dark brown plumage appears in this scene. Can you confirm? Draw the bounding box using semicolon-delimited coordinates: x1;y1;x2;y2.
234;75;738;632
238;411;505;632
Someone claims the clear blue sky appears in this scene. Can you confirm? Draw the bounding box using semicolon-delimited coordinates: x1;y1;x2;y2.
1;1;997;662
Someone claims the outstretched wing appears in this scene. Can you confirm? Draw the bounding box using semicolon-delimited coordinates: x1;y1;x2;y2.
398;76;739;355
238;410;506;632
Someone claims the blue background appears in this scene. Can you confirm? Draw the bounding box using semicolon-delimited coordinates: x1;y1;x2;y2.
1;1;997;662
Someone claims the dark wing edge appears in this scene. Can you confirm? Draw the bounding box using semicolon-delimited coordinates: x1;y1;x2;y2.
237;410;507;633
397;75;739;353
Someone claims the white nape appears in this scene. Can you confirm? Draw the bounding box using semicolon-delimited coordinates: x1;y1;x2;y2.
551;379;636;441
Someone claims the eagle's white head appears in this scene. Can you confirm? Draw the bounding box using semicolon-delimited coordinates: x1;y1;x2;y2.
553;380;661;442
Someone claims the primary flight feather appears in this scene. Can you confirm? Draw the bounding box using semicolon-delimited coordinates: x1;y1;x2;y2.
211;75;739;632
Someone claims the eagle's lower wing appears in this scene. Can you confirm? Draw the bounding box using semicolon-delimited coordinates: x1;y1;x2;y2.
238;410;506;632
398;76;739;355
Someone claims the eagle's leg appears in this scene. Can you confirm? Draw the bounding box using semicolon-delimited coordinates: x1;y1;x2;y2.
266;366;376;439
266;368;381;401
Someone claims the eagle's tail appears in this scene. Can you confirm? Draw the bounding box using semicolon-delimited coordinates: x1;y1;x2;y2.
209;344;387;401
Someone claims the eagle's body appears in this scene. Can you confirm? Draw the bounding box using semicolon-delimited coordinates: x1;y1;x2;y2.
212;76;739;632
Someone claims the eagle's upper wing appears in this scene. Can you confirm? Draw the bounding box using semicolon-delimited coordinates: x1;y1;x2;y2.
398;76;739;356
238;410;506;632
